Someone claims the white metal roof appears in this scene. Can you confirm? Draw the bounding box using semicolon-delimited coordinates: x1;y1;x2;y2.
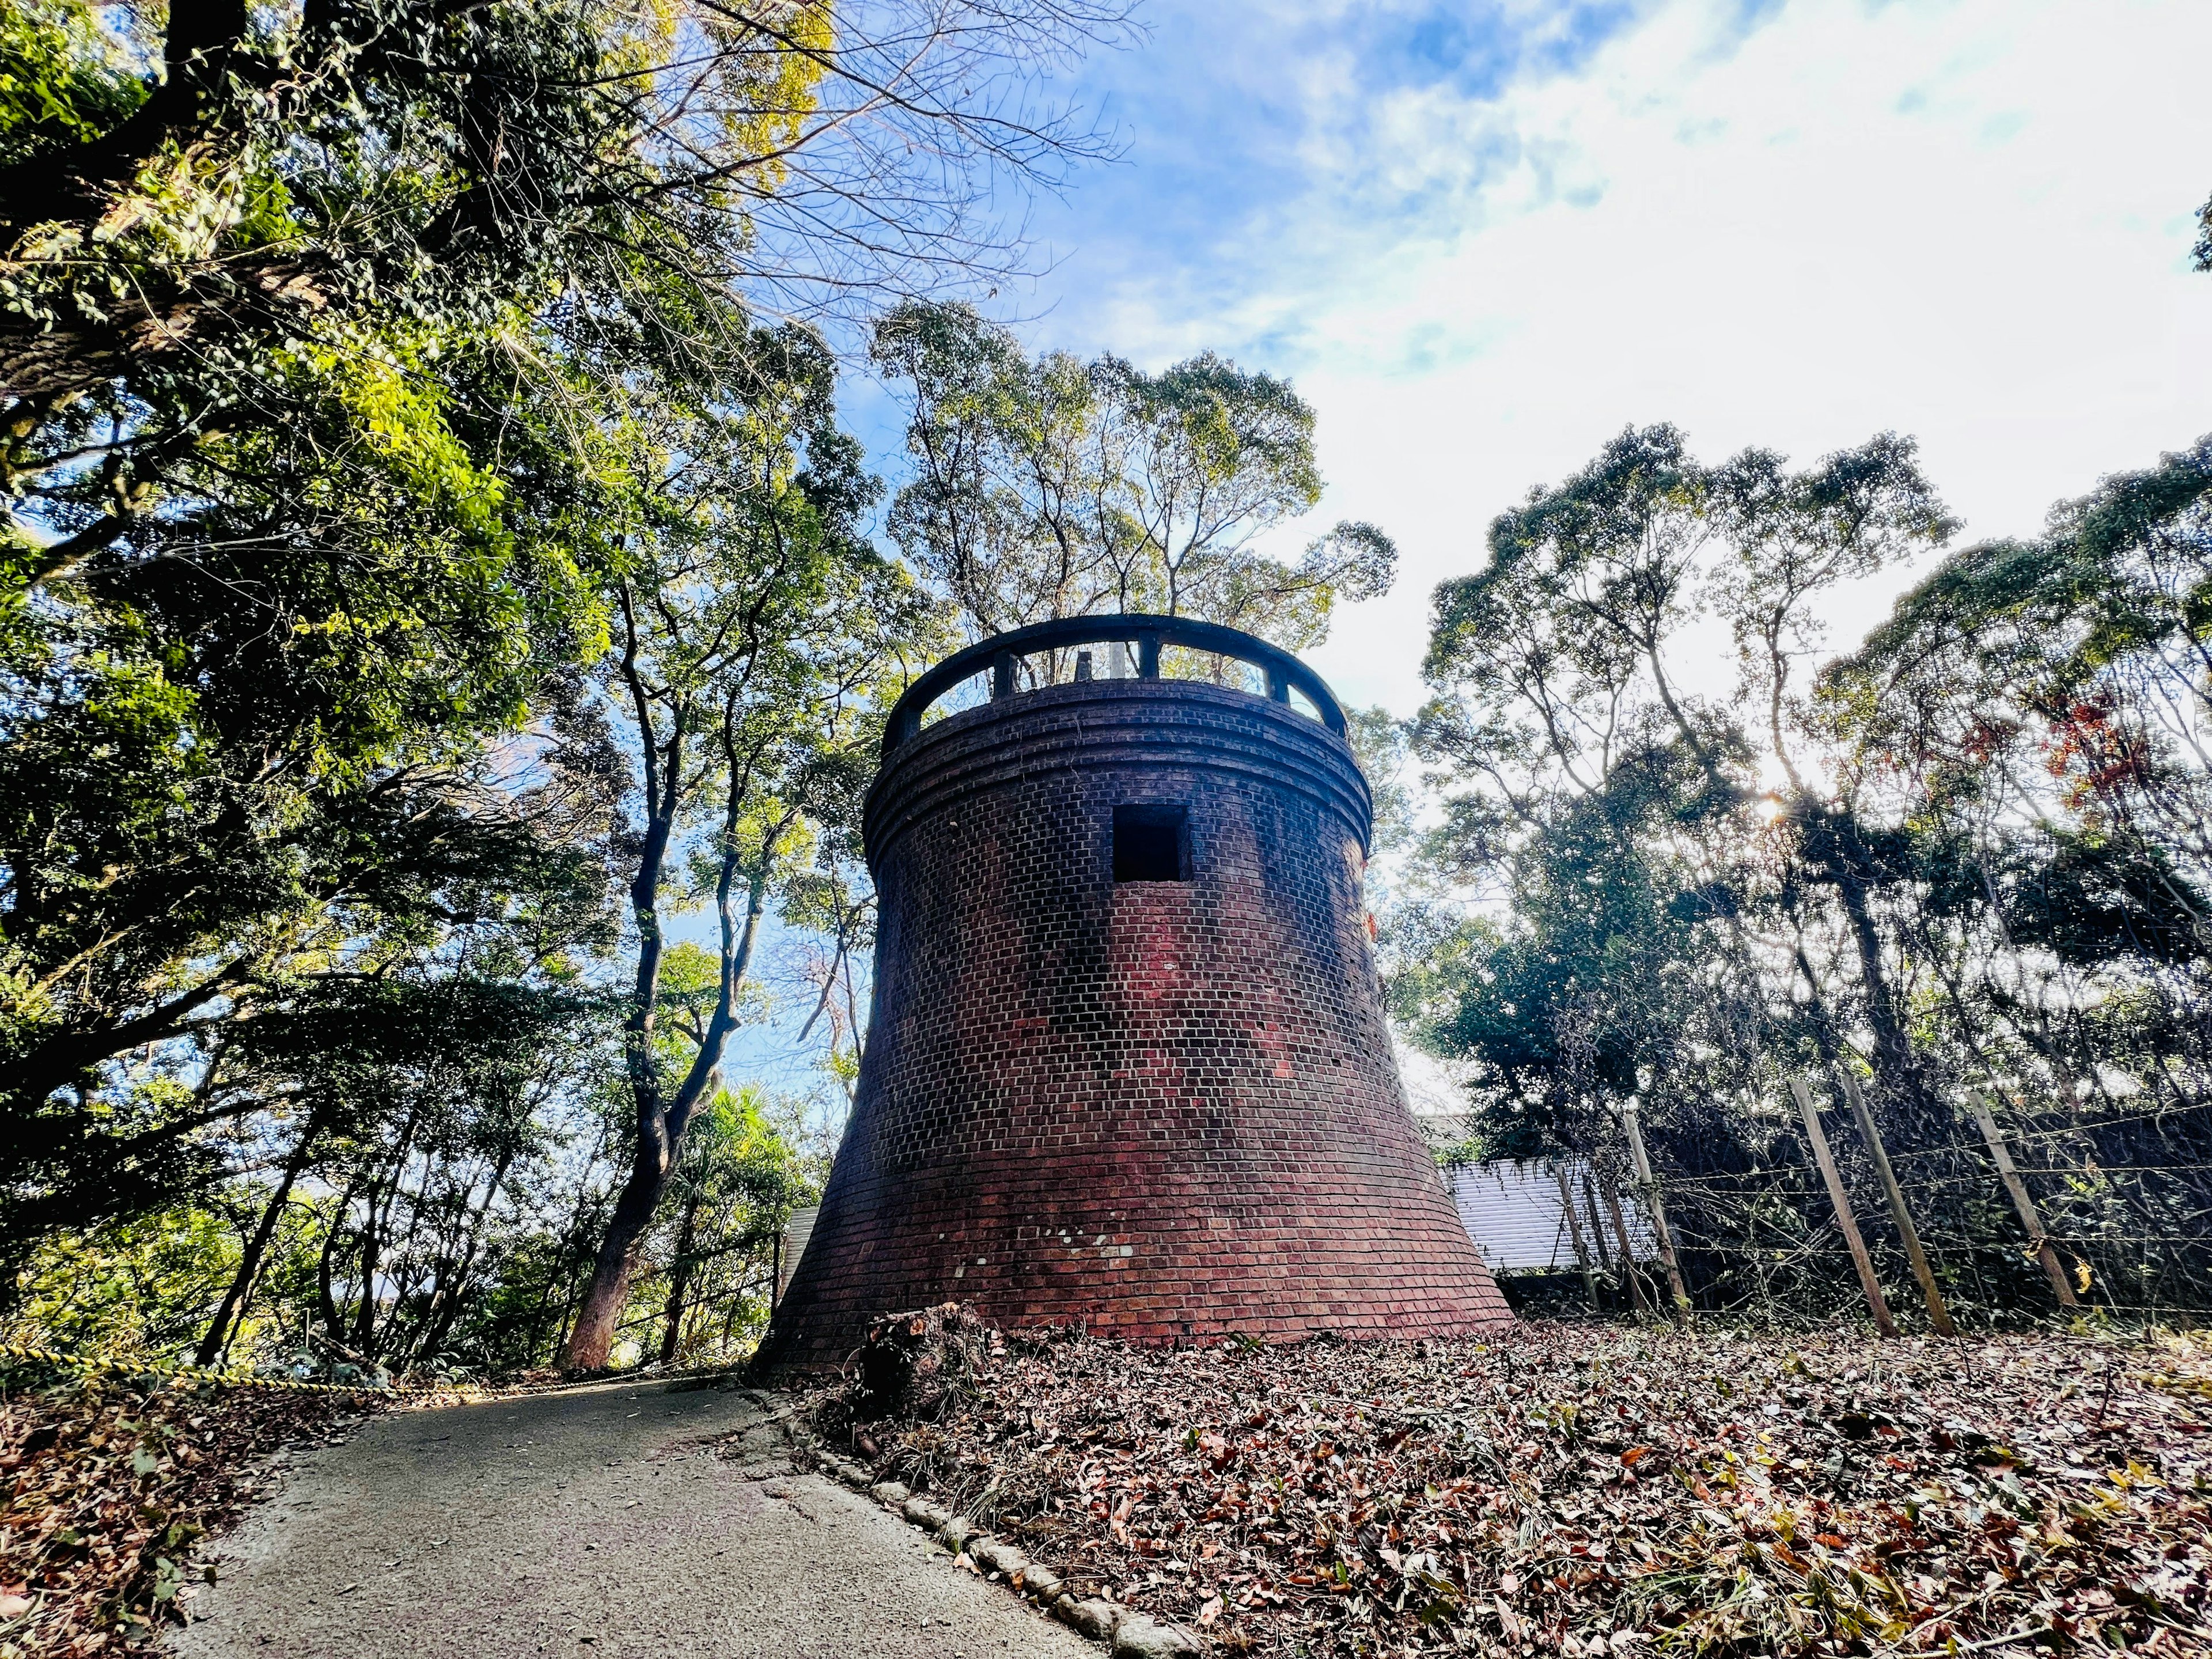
778;1206;820;1302
1444;1158;1657;1274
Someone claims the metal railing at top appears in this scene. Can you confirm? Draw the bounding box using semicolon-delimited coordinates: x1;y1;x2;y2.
881;615;1351;755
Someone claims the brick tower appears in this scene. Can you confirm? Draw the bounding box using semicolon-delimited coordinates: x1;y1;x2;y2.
759;617;1510;1369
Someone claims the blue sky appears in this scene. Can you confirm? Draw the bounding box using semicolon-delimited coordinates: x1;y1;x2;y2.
745;0;2212;1104
892;0;2212;712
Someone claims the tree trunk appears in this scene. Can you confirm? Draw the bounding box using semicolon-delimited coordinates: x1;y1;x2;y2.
563;838;776;1370
1791;801;1934;1135
413;1146;518;1369
195;1122;318;1367
560;1122;670;1372
316;1170;364;1354
564;603;687;1373
1832;863;1920;1101
658;1190;704;1366
352;1118;419;1362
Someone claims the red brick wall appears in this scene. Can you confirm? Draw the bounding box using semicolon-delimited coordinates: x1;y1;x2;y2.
759;680;1511;1370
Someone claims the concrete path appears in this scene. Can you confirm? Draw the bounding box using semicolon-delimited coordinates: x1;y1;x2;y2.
169;1378;1093;1659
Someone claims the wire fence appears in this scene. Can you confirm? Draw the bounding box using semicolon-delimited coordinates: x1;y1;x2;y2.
1503;1080;2212;1328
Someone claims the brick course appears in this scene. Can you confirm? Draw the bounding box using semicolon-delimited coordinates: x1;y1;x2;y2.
757;677;1511;1370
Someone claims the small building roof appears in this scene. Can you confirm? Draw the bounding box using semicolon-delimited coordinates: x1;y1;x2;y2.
1442;1158;1656;1274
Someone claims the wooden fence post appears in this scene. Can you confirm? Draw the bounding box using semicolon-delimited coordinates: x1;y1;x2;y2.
1555;1164;1602;1306
1836;1069;1957;1336
1788;1075;1899;1336
1619;1104;1692;1317
1968;1088;2079;1309
1582;1181;1615;1278
1599;1179;1656;1319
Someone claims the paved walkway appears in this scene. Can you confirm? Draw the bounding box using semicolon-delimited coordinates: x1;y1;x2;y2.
169;1378;1092;1659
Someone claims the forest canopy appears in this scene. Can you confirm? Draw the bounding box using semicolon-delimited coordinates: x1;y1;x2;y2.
1392;427;2212;1324
0;0;1139;1373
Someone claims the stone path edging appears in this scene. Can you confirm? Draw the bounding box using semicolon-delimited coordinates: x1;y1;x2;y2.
806;1448;1205;1658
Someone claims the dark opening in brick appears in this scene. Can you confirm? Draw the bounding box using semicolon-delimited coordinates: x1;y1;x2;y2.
1113;804;1190;882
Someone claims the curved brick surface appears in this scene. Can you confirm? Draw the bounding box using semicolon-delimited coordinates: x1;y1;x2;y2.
759;679;1510;1370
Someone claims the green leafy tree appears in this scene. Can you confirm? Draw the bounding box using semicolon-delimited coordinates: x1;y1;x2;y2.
645;1085;818;1366
1407;422;2212;1319
1418;425;1953;1106
1;695;622;1269
873;301;1396;646
1826;437;2212;1096
562;330;930;1370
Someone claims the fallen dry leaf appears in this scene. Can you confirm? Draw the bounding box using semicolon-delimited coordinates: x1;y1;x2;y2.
1;1366;366;1655
802;1315;2212;1657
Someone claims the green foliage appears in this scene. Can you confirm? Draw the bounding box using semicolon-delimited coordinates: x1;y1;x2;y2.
874;301;1394;646
613;1085;821;1367
0;0;145;168
1416;745;1751;1160
10;1207;239;1361
558;319;931;1369
0;0;1130;1370
1406;423;2212;1321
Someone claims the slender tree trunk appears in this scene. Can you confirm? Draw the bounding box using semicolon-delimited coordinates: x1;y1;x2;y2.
316;1168;367;1355
414;1147;518;1368
1789;804;1935;1140
564;601;687;1372
1833;865;1918;1096
379;1165;437;1361
565;838;777;1370
550;1258;589;1364
352;1117;419;1361
658;1190;704;1366
1975;859;2086;1109
195;1120;320;1367
353;1205;382;1359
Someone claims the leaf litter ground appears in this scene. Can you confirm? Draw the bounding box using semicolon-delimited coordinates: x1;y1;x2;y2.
1;1376;366;1656
808;1318;2212;1657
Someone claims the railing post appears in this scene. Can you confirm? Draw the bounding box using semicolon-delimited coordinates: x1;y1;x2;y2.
1599;1177;1654;1319
1620;1103;1691;1318
1837;1067;1956;1336
1137;634;1161;678
1266;666;1290;703
1968;1088;2078;1308
1555;1163;1601;1307
991;650;1017;700
1789;1074;1898;1336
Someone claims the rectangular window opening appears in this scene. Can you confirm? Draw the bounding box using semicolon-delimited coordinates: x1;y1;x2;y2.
1113;804;1190;882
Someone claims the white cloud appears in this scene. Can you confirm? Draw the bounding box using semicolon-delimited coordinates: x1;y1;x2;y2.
1025;0;2212;715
